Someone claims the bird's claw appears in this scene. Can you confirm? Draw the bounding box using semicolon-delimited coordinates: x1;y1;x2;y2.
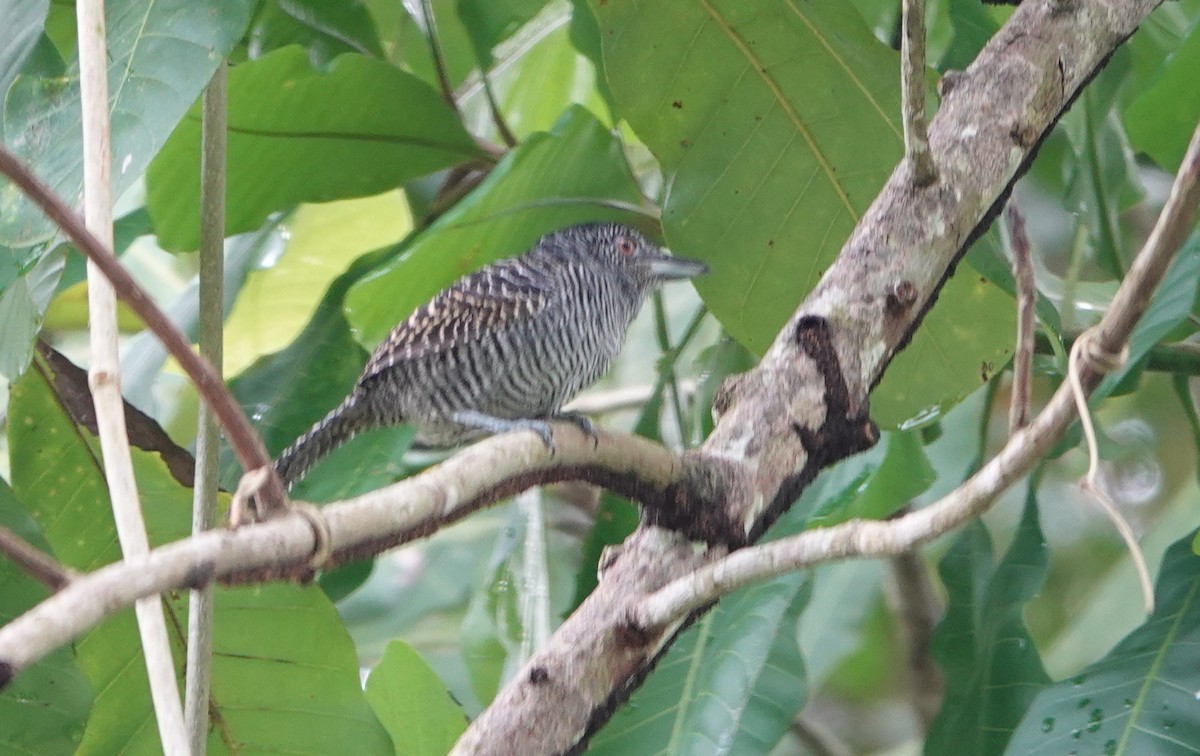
554;412;599;449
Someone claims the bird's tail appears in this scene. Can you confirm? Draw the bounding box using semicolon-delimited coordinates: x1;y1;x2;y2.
274;394;369;487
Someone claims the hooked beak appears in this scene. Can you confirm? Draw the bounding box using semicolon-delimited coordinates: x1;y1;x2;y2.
647;250;710;280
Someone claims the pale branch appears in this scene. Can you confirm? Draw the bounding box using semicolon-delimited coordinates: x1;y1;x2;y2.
1007;204;1035;434
76;0;187;751
455;1;1172;751
635;113;1200;631
0;148;287;515
0;428;687;682
901;0;936;185
185;60;227;754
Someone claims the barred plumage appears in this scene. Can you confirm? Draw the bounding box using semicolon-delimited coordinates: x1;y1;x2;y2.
274;223;708;486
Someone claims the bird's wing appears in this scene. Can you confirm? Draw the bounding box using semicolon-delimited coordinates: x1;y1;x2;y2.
361;258;553;382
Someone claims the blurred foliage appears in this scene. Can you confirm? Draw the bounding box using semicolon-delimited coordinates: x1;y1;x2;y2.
3;0;1200;753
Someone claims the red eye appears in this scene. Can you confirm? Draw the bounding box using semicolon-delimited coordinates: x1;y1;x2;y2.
616;236;636;256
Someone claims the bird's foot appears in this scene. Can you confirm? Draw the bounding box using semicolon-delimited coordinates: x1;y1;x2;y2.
552;411;600;448
452;410;557;452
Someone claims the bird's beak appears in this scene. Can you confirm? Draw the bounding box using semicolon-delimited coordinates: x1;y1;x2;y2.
648;251;709;280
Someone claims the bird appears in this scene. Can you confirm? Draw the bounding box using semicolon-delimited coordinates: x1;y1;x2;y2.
273;222;709;486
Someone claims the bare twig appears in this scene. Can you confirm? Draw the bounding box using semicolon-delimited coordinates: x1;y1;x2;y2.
790;714;853;756
888;548;942;731
185;60;227;753
76;1;186;751
1007;204;1036;434
901;0;936;185
420;0;461;116
0;150;287;515
480;73;518;148
634;115;1200;631
0;525;75;592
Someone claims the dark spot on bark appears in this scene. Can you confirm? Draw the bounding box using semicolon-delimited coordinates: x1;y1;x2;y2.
615;616;653;648
1010;121;1038;148
938;70;964;97
183;559;217;590
885;281;919;316
529;666;550;685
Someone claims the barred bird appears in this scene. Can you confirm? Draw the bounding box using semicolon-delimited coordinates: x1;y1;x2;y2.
274;223;708;486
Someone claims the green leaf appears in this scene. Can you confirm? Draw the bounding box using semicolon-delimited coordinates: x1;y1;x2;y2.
593;0;902;352
0;477;91;754
456;0;550;69
365;640;468;755
7;353;392;754
927;487;1051;756
1095;233;1200;402
808;430;936;526
250;0;386;65
873;271;1015;430
147;47;480;251
0;0;48;98
223;249;377;488
798;559;886;690
591;574;810;754
593;0;1013;429
0;247;63;380
345;105;646;348
1126;18;1200;172
1062;55;1145;277
0;0;255;247
222;192;412;378
457;2;611;143
1007;528;1200;755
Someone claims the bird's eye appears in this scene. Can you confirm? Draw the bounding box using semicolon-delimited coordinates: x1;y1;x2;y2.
616;236;637;257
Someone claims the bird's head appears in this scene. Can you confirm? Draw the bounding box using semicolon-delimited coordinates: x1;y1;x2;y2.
549;223;709;290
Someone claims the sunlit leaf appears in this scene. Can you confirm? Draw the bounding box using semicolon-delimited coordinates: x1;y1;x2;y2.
147;47;479;250
0;0;254;246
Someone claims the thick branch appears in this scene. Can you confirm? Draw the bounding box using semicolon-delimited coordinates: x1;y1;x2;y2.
455;1;1168;751
0;429;687;682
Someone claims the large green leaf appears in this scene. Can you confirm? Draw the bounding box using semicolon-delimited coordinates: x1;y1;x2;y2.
0;477;91;754
345;105;647;348
7;353;392;754
873;272;1015;430
1006;528;1200;755
1095;233;1200;402
457;1;611;143
249;0;385;66
593;0;1015;429
365;640;468;755
1126;18;1200;172
147;47;480;251
0;0;48;98
456;0;550;69
808;430;935;526
0;247;62;380
926;488;1051;756
0;0;255;247
1062;55;1145;277
591;573;810;754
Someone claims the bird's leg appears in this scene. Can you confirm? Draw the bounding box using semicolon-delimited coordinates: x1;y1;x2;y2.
551;410;599;448
452;409;556;451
